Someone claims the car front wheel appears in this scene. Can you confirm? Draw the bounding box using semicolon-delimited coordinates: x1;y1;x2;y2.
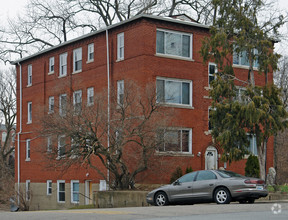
214;187;231;204
155;192;168;206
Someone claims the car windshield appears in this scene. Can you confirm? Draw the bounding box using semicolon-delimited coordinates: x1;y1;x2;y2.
216;170;244;178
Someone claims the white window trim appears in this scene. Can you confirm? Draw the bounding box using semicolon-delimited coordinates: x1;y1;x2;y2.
26;139;31;161
208;62;217;87
27;102;32;124
26;180;31;201
117;32;124;61
48;96;54;113
47;137;52;153
158;128;193;154
57;135;65;158
2;132;7;143
57;180;65;203
48;57;55;74
71;180;80;203
156;28;193;60
73;47;82;74
73;90;82;113
27;64;32;86
233;48;259;69
59;52;67;77
156;77;193;108
47;180;52;195
87;87;94;106
87;43;94;63
117;80;124;105
59;94;67;116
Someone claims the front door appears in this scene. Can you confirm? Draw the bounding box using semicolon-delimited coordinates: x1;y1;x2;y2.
205;146;218;170
85;180;92;205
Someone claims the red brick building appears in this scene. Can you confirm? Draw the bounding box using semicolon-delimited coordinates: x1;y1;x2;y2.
13;14;274;210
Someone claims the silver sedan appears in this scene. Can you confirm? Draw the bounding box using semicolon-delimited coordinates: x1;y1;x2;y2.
146;170;268;206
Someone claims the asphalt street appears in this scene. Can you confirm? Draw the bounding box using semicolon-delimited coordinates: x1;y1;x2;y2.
0;202;287;220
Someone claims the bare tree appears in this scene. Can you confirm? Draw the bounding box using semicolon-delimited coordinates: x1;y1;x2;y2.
0;0;214;64
40;81;172;190
0;68;16;209
275;56;288;109
0;68;16;174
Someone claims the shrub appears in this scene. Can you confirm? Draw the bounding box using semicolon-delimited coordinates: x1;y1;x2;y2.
170;167;183;183
245;155;260;178
185;166;193;174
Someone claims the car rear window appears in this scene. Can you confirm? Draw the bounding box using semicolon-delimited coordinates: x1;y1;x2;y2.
216;170;244;178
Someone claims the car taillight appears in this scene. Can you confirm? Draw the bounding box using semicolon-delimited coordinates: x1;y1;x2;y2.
244;179;264;184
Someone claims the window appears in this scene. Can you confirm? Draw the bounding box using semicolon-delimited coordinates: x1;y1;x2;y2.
26;180;31;201
117;80;124;105
47;137;52;153
2;132;7;143
59;94;67;116
158;128;192;154
196;171;217;181
27;64;32;86
59;53;67;77
87;87;94;106
233;48;258;68
48;96;54;113
248;135;257;155
156;29;192;59
73;90;82;113
57;180;65;202
87;43;94;62
235;87;248;104
178;171;197;183
27;102;32;123
49;57;55;73
208;63;217;86
117;33;124;60
156;78;192;106
58;135;65;157
208;108;213;131
71;180;79;203
73;48;82;72
47;180;52;195
26;139;31;161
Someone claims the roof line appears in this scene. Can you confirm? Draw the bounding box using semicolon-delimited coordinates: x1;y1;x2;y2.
11;14;209;64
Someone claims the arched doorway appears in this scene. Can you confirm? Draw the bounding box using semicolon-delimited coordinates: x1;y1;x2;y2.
205;146;218;170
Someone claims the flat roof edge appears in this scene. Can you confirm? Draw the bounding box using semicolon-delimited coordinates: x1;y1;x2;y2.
12;14;209;64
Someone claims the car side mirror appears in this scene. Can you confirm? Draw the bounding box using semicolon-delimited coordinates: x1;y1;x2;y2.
173;180;181;186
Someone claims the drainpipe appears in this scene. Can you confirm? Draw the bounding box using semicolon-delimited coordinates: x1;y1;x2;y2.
16;63;22;205
106;29;110;190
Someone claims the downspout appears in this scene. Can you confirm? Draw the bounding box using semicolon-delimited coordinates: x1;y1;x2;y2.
106;29;110;190
16;63;22;205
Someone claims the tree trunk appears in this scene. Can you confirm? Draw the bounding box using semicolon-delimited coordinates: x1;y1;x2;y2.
257;141;266;181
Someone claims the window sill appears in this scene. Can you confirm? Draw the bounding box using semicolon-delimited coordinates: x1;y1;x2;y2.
86;60;94;64
116;58;124;62
244;154;258;159
25;158;31;162
48;71;54;75
57;201;65;203
27;84;32;88
27;121;32;124
156;152;194;157
232;64;258;71
58;75;67;78
157;103;194;109
204;130;212;135
48;111;54;114
72;70;82;74
87;103;94;107
155;53;194;62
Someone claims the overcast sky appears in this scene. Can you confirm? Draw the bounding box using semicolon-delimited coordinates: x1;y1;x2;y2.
1;0;288;57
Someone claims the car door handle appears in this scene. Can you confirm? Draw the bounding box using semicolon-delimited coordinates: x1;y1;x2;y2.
209;184;214;186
